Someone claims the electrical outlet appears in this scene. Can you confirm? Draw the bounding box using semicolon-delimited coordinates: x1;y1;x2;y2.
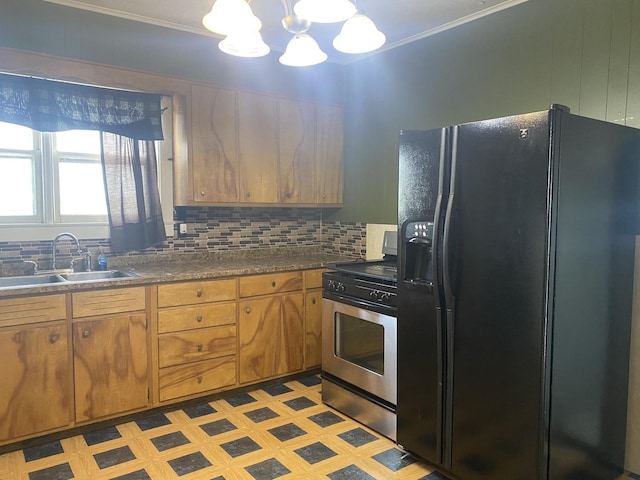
179;223;187;235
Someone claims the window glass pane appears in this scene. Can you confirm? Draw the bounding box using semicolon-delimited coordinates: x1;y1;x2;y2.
0;156;35;215
56;129;101;155
0;122;34;150
59;160;107;216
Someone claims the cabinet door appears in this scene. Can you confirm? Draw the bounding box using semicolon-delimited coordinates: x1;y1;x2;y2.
316;104;344;205
0;322;71;441
191;84;239;203
304;289;323;369
237;91;278;203
73;313;148;422
278;98;316;204
239;293;303;383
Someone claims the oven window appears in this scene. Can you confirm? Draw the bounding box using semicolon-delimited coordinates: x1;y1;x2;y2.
335;312;384;375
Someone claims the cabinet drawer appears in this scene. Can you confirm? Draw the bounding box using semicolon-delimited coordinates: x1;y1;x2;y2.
239;271;302;298
158;325;236;368
304;269;325;289
158;302;236;333
158;279;236;307
0;295;66;327
72;287;145;318
159;356;236;402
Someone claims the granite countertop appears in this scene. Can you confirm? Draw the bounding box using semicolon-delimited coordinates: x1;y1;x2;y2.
0;249;353;298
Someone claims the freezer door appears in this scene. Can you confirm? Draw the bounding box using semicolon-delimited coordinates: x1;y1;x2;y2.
444;111;551;479
397;128;448;465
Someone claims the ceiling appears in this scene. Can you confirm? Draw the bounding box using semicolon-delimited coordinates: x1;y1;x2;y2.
42;0;528;64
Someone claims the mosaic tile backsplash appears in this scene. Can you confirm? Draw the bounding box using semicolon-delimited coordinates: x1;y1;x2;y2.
0;207;366;274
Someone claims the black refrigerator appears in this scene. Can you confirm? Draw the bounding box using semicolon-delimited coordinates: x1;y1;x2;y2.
397;105;640;480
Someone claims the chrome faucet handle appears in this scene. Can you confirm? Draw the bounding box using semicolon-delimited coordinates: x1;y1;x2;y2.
85;251;93;272
23;260;38;275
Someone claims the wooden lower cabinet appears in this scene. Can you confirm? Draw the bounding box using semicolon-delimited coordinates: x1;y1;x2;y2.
0;321;71;442
239;293;304;383
73;313;148;422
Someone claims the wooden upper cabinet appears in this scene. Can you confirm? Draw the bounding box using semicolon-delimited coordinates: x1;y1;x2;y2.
177;82;343;207
237;91;279;204
316;104;344;205
278;98;317;204
191;84;239;203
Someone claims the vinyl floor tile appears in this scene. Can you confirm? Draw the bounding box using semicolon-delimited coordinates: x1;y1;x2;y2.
1;374;565;480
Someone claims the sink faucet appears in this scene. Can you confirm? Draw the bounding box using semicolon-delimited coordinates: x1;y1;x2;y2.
52;232;82;271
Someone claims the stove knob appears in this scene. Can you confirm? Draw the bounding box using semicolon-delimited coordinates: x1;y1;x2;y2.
380;292;391;303
337;282;345;293
328;280;336;291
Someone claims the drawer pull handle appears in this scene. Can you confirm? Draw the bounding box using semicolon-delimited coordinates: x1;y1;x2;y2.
49;333;59;343
196;315;203;322
197;344;203;352
245;191;251;198
82;329;90;338
245;306;251;313
196;289;203;298
312;298;316;305
271;281;276;287
197;376;203;384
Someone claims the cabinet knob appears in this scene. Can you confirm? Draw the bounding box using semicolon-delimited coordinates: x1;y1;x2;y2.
286;192;292;198
196;315;203;323
49;333;59;343
245;192;251;198
196;289;203;297
197;376;203;384
271;281;276;287
245;306;251;313
197;344;203;352
322;193;326;199
82;329;90;338
200;190;206;196
311;297;316;305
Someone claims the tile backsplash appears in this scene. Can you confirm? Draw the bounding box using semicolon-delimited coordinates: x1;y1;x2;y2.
0;207;366;273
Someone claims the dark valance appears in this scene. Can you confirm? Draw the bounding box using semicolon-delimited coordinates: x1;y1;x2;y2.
0;73;163;140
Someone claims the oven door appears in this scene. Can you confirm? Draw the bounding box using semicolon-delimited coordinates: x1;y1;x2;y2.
322;298;397;405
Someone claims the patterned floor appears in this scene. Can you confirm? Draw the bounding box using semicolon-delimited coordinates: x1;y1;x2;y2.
0;375;449;480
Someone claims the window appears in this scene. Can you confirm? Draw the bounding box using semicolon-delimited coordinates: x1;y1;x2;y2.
0;122;107;224
0;96;174;242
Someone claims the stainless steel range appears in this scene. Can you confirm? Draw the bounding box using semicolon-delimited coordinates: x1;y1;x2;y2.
322;231;398;440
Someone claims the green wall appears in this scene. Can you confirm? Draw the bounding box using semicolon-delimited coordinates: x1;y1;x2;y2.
2;0;639;224
335;0;640;223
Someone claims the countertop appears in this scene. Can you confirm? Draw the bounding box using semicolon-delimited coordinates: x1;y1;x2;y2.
0;249;352;298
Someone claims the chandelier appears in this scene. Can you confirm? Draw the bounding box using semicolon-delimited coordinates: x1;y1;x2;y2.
202;0;386;66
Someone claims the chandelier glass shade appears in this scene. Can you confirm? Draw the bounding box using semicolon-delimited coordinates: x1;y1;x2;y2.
202;0;261;36
333;13;386;54
293;0;357;24
219;31;271;57
279;33;328;66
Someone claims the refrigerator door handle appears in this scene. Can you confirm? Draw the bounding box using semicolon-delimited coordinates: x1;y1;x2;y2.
432;127;447;310
441;126;458;469
442;126;458;306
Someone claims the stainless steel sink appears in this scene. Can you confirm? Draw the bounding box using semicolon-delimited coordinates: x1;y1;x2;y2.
60;270;139;282
0;274;66;288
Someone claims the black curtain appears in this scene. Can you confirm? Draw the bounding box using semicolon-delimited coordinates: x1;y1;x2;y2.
0;73;167;252
101;133;166;253
0;73;163;140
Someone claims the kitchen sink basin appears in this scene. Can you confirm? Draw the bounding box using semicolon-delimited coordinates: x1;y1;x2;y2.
60;270;139;282
0;274;66;288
